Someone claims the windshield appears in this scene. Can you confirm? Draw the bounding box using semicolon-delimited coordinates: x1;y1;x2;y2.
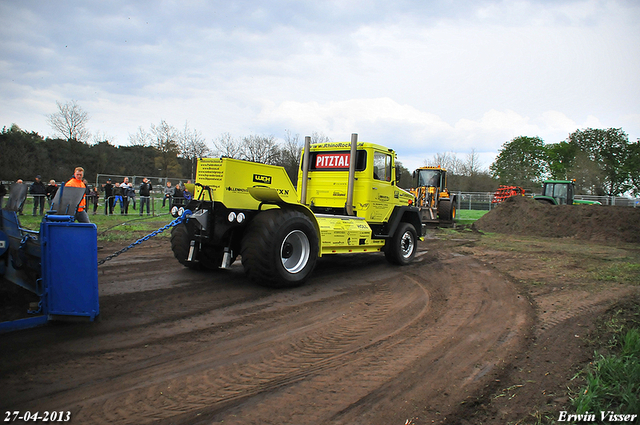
418;170;441;188
544;183;569;204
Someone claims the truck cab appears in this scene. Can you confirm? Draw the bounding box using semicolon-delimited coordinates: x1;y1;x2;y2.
298;141;415;224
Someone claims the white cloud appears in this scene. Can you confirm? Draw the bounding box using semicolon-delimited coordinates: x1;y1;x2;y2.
0;0;638;175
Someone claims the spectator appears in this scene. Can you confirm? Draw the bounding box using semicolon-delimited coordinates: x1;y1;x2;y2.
121;177;132;214
88;186;99;214
0;182;6;209
64;167;90;223
45;180;58;209
101;178;114;215
16;179;25;214
183;186;192;202
139;178;153;216
113;182;124;214
173;184;183;205
126;181;136;211
162;181;174;208
30;175;46;215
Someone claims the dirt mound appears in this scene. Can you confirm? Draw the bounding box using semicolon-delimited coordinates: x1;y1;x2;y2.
474;196;640;243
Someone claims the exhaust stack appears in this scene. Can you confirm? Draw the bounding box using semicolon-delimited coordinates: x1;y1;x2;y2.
345;133;357;216
300;136;311;205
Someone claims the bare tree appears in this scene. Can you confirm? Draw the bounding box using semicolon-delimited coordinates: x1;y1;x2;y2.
425;152;463;174
47;100;91;143
460;149;483;177
91;131;116;145
178;122;210;180
149;120;180;177
279;129;303;182
310;131;331;144
128;126;152;146
212;132;242;158
178;122;210;160
240;134;279;164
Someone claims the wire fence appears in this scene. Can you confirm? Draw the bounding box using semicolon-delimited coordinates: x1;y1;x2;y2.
0;175;195;216
2;183;639;216
454;192;640;211
0;190;189;217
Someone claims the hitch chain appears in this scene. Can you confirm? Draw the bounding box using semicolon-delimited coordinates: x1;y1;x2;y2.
97;212;189;266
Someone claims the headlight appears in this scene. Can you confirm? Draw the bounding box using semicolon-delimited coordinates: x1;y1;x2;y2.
178;207;185;217
171;206;179;217
237;212;245;223
228;212;237;222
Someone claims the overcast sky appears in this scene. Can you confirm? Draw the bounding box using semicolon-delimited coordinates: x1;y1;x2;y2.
1;0;639;172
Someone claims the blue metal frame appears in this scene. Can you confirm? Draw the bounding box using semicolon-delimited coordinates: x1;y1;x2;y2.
0;211;99;333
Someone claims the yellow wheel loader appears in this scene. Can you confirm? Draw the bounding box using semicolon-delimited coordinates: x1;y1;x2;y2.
409;166;457;227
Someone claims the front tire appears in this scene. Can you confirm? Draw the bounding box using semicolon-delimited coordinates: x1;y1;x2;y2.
384;222;418;265
438;199;455;221
241;209;319;288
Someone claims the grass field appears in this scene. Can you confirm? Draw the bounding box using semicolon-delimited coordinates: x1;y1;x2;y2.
455;209;488;225
13;211;175;242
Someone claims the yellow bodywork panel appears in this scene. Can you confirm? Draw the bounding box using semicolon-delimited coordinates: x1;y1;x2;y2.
316;215;385;254
195;157;299;209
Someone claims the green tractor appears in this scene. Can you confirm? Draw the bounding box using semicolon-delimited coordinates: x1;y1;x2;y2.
534;180;601;206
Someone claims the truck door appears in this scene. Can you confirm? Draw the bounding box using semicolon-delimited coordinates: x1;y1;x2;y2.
367;150;395;223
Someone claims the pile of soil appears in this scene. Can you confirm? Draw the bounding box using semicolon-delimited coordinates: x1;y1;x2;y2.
474;195;640;243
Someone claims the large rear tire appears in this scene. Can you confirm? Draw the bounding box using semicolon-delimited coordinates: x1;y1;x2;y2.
384;222;418;265
241;209;318;288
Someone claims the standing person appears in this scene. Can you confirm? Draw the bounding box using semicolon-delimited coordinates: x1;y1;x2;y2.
29;175;46;215
113;182;124;214
120;177;131;214
65;167;90;223
162;181;174;208
15;179;25;214
89;186;99;214
127;181;136;211
45;180;58;209
101;178;114;215
173;184;183;205
139;178;153;216
0;181;7;209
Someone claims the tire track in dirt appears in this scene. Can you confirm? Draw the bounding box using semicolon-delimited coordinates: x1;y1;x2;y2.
0;245;530;425
40;271;427;424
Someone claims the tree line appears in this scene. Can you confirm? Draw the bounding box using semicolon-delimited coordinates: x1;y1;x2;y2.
490;128;640;196
2;100;638;197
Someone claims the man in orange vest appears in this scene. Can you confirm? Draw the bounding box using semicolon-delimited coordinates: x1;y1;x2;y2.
65;166;90;223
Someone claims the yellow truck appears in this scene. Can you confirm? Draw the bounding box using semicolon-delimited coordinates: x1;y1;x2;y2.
169;134;422;287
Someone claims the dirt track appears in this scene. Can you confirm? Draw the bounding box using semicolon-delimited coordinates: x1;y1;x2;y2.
0;238;530;424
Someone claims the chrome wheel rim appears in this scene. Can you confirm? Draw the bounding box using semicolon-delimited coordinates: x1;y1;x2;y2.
400;230;415;259
280;230;310;273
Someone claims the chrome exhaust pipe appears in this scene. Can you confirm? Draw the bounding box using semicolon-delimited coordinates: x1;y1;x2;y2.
346;133;357;216
300;136;311;205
